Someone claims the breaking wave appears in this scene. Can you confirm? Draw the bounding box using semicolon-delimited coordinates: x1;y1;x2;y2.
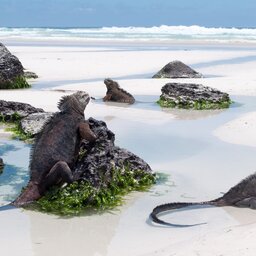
1;25;256;43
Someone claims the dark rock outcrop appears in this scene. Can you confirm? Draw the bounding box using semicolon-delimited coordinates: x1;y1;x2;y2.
20;112;53;136
73;118;152;188
153;60;202;79
36;117;154;215
0;43;29;89
158;83;231;110
9;111;153;187
0;100;44;121
103;78;135;104
0;157;4;172
0;96;153;212
24;71;38;79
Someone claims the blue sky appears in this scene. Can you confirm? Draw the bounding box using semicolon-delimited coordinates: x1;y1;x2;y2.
1;0;256;28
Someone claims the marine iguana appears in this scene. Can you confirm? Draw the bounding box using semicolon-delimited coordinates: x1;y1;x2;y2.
150;173;256;227
13;91;97;206
103;78;135;104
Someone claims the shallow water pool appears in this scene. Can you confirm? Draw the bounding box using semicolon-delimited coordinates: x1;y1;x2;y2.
0;139;30;206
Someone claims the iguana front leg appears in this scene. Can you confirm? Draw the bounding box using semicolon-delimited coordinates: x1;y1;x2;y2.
103;93;112;101
235;197;256;209
79;122;97;142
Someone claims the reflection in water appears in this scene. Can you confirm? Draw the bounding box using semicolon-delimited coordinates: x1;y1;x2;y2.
0;164;29;204
93;94;243;121
163;107;226;120
162;100;242;120
27;209;123;256
0;138;32;256
0;139;30;206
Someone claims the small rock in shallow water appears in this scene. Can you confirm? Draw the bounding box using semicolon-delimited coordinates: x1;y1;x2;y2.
0;43;29;89
24;71;38;79
152;60;202;78
0;157;4;171
158;83;231;110
0;100;44;121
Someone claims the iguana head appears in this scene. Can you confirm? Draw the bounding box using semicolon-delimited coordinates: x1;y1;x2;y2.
58;91;90;114
104;78;119;91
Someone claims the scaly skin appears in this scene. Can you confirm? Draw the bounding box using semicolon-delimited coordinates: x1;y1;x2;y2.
103;78;135;104
150;173;256;227
13;91;97;207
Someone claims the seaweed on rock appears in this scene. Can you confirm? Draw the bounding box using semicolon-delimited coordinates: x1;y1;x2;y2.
0;43;31;89
36;168;156;215
34;118;155;215
157;83;232;110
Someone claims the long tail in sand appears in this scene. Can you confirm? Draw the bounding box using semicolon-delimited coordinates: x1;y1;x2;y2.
0;204;16;212
150;201;218;227
150;173;256;227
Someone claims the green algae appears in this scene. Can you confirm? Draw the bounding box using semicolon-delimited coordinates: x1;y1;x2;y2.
157;97;232;110
0;76;30;89
34;168;156;216
0;112;34;142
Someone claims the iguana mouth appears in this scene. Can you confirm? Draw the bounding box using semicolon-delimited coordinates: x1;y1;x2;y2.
74;91;90;106
104;78;112;85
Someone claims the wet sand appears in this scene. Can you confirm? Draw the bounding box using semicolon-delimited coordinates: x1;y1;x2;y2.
1;40;256;255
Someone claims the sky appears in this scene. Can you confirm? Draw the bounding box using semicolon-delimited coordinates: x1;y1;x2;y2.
0;0;256;28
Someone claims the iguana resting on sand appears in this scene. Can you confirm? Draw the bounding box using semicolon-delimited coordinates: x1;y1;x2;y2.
150;172;256;227
103;78;135;104
13;91;97;206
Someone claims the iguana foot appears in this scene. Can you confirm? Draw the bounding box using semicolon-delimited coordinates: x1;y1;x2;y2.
235;197;256;209
12;181;41;207
13;161;73;207
43;161;73;190
79;122;97;142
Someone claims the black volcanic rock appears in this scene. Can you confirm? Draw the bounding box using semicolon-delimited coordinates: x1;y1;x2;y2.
158;83;231;110
0;100;44;121
73;118;153;188
0;43;29;89
24;71;38;79
0;157;4;172
20;112;53;136
153;60;202;78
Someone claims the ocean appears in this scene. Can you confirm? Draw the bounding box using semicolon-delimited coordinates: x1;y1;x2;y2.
1;25;256;43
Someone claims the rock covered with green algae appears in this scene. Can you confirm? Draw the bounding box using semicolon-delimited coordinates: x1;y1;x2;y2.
73;118;152;186
0;43;30;89
36;118;155;215
158;83;232;110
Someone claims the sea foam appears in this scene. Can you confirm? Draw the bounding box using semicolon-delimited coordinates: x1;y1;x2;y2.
0;25;256;43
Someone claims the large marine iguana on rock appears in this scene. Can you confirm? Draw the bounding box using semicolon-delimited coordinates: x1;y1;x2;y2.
150;173;256;227
103;78;135;104
13;91;97;206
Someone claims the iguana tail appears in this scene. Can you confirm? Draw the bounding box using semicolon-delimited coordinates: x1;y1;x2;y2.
12;181;41;207
0;203;16;212
150;201;217;227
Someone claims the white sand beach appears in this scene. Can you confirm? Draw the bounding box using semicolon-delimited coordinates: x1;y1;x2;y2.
1;39;256;256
